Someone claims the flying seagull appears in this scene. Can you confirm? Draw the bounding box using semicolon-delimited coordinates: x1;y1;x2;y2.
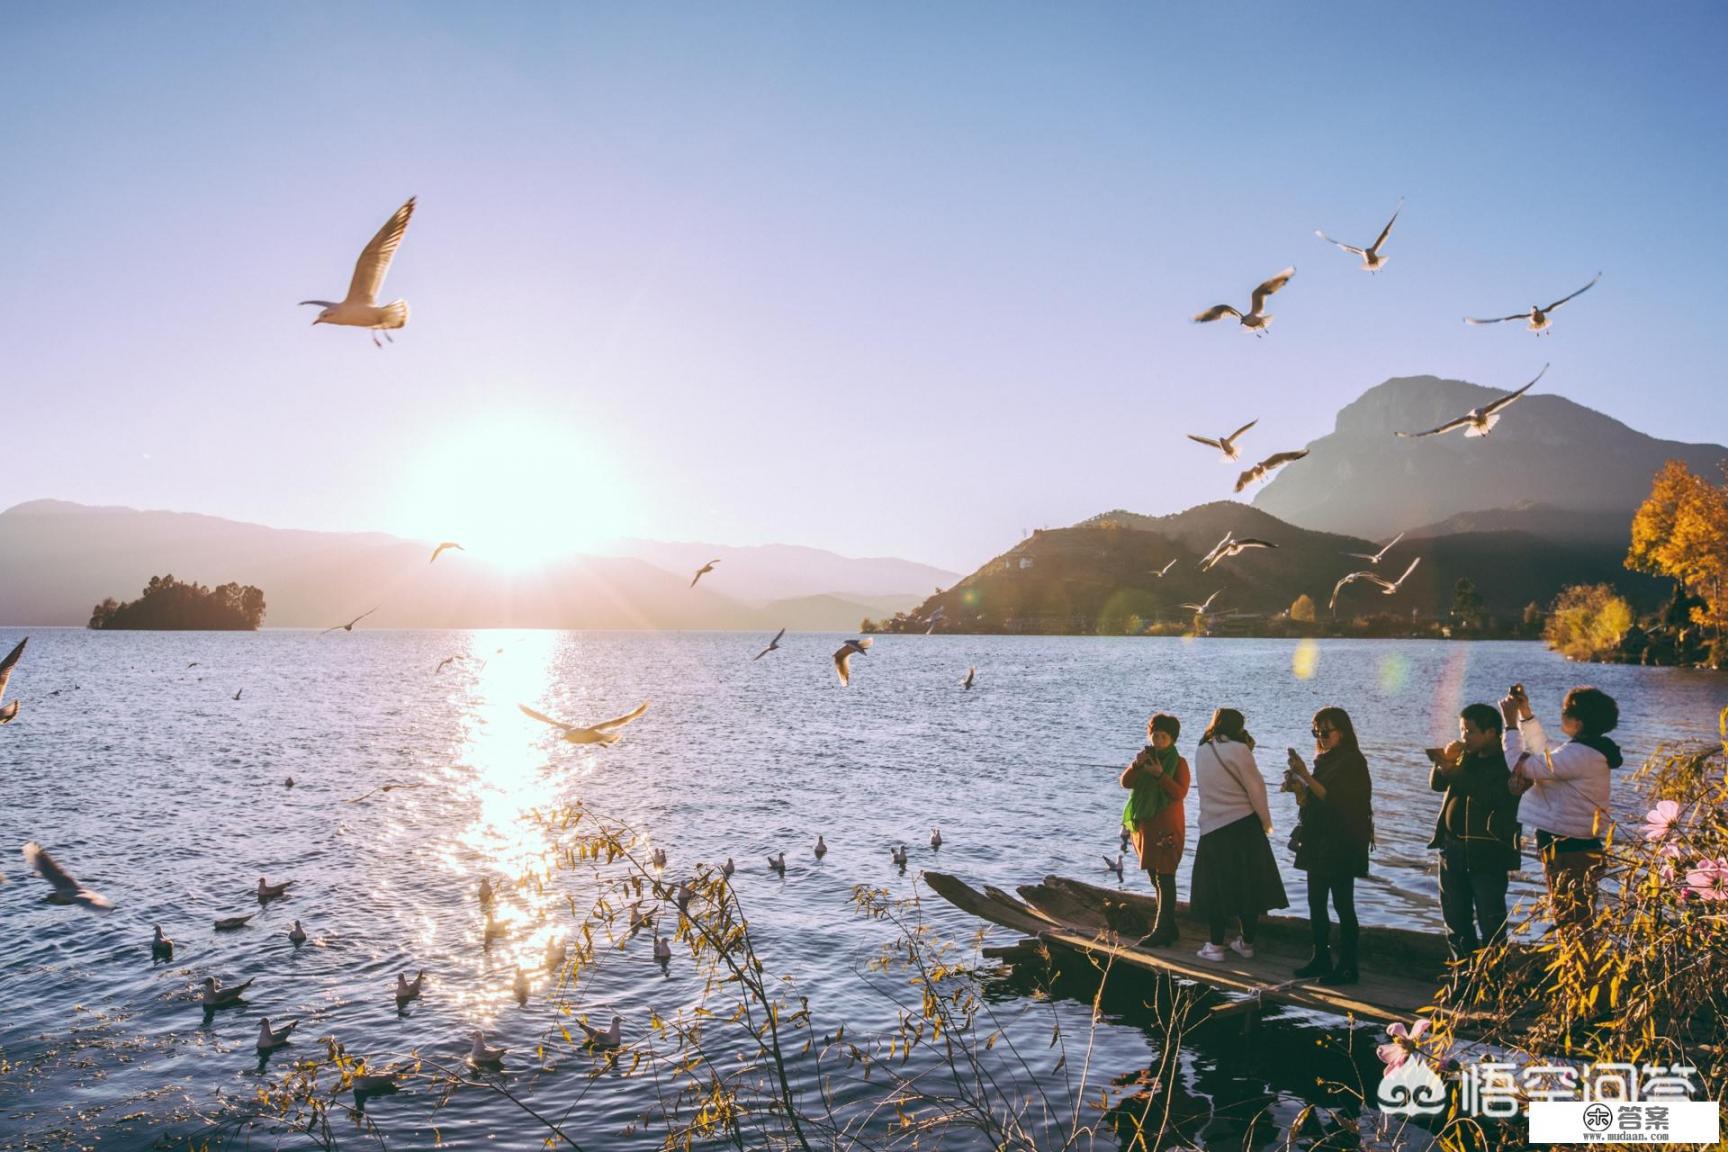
1186;420;1258;462
833;637;873;687
962;666;975;690
1235;450;1310;493
1197;532;1236;570
1193;267;1295;335
321;606;380;635
752;628;786;661
1345;532;1406;566
1465;275;1600;334
1315;200;1402;272
22;842;113;911
1151;558;1177;578
232;688;243;701
690;560;719;588
428;541;463;565
519;700;651;746
1201;538;1279;571
435;656;457;674
0;637;26;724
1180;590;1223;616
300;197;416;347
1330;557;1422;614
1398;365;1548;439
345;780;427;803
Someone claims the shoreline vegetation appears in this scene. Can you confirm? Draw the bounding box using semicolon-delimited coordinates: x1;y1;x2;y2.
87;574;266;632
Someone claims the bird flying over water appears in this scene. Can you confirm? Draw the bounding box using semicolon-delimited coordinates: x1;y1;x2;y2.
1397;365;1547;439
690;560;719;588
519;700;650;746
1151;559;1177;578
1465;275;1600;333
22;842;113;911
345;780;426;803
1186;420;1258;462
1201;537;1278;571
833;637;872;686
428;541;463;564
435;656;457;674
1330;557;1422;614
1345;532;1405;566
752;628;786;661
1103;853;1125;880
0;637;26;724
321;606;380;635
1315;200;1402;272
1235;450;1310;493
1193;267;1295;335
300;197;416;347
1198;532;1235;570
962;666;975;690
1180;591;1223;616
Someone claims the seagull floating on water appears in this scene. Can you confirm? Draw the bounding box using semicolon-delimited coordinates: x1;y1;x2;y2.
152;925;174;961
214;913;253;931
201;975;253;1008
1103;853;1125;880
653;929;672;967
1315;200;1402;272
519;700;650;746
1330;557;1423;615
257;876;293;902
288;920;307;946
0;637;28;724
469;1031;507;1066
350;1060;403;1096
1397;365;1548;439
257;1017;299;1052
929;827;943;851
890;844;908;867
690;559;719;588
478;877;494;908
580;1015;623;1050
721;857;735;880
1186;420;1258;462
813;835;827;861
651;847;667;869
1193;267;1295;335
428;541;463;565
396;970;426;1008
22;842;113;911
752;627;787;661
1345;532;1406;566
767;852;787;876
1465;274;1599;334
300;197;416;347
513;967;530;1005
833;638;872;687
1235;450;1310;493
962;666;975;690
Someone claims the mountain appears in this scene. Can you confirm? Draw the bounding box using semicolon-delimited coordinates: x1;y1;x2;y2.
1251;376;1728;540
0;501;941;630
899;502;1667;634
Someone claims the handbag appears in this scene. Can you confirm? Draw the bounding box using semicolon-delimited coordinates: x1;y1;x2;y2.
1286;824;1304;854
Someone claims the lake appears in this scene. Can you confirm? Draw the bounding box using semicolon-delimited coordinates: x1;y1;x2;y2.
1;631;1722;1149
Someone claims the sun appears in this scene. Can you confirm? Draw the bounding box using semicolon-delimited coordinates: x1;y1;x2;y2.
401;419;632;569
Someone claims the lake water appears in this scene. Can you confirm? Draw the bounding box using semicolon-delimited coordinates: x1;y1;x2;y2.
1;631;1722;1149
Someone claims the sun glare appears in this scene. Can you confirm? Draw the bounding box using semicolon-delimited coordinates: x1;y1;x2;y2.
402;420;632;569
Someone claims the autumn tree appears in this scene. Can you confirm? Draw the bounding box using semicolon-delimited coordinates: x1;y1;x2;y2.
1544;584;1634;661
1289;593;1317;623
1627;459;1728;635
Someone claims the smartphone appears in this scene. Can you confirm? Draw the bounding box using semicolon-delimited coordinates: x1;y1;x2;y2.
1425;747;1447;765
1509;683;1527;701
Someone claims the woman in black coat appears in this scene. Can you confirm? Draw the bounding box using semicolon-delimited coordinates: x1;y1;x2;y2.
1283;706;1374;985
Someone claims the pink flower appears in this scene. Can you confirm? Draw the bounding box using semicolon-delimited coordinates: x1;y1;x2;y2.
1658;841;1686;882
1376;1019;1431;1070
1643;800;1683;842
1685;857;1728;902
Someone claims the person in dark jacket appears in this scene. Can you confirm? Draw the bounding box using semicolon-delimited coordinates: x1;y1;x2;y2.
1428;703;1521;960
1283;707;1374;986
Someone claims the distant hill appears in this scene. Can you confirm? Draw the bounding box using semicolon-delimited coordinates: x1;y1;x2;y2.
899;502;1667;634
0;501;944;630
601;538;957;602
1251;376;1728;540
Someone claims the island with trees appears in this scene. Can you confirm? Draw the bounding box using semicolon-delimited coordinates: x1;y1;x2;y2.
88;574;266;631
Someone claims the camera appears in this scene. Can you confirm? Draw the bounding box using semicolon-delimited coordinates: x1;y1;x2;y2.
1509;683;1527;702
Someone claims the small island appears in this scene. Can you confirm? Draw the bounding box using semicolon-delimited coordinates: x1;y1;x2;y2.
88;574;266;631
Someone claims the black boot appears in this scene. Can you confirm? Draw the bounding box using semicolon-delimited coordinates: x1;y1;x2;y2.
1294;921;1332;978
1149;874;1179;945
1320;926;1359;985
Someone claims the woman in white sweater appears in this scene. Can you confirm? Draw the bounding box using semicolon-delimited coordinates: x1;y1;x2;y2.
1188;708;1288;962
1501;684;1622;930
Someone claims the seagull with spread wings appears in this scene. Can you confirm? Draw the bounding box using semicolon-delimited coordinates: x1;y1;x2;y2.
962;666;975;690
1151;558;1177;578
321;606;380;635
300;197;416;347
1315;200;1402;272
1345;532;1406;566
1330;557;1422;615
1180;590;1223;616
833;637;872;687
1235;450;1309;493
22;842;113;911
1201;537;1279;571
1465;274;1599;334
0;637;26;724
428;541;463;564
752;628;786;661
1397;365;1547;439
1186;420;1258;462
1193;267;1295;335
519;700;650;746
1197;531;1235;570
690;560;719;588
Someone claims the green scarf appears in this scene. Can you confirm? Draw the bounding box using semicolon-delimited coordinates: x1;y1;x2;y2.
1122;743;1180;829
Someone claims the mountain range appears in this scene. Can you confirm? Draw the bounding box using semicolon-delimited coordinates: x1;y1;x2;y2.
0;501;954;630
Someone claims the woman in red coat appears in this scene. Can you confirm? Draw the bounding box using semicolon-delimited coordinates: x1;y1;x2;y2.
1121;712;1191;945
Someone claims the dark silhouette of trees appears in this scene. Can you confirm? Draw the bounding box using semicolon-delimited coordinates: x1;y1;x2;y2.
87;574;266;631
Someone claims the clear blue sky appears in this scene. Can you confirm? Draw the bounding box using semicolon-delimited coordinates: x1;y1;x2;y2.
4;3;1724;572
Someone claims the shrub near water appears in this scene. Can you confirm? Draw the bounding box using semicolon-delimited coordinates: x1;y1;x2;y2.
1542;583;1632;661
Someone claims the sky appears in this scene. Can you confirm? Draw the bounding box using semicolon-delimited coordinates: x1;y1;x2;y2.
3;3;1725;573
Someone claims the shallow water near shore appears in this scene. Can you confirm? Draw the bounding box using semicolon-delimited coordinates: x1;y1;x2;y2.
0;630;1721;1149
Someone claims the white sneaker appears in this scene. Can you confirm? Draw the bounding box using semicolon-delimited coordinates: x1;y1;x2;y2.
1227;936;1255;959
1196;942;1227;962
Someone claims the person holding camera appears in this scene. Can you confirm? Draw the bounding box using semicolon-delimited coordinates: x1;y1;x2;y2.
1501;684;1623;931
1189;708;1288;962
1283;707;1374;985
1427;703;1520;961
1119;712;1191;945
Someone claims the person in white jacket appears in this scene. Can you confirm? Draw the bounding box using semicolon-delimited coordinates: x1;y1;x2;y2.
1188;707;1288;962
1501;685;1623;930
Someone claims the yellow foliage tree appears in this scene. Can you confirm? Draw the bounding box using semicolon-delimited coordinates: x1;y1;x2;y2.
1544;584;1634;661
1627;459;1728;633
1289;593;1317;623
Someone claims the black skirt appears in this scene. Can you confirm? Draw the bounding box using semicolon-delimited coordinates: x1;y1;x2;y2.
1191;813;1290;919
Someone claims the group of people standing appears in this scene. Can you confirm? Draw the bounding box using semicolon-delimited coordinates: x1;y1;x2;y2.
1119;684;1623;984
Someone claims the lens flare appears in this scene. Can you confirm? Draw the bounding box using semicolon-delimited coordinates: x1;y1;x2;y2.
1378;652;1409;695
1293;638;1320;680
